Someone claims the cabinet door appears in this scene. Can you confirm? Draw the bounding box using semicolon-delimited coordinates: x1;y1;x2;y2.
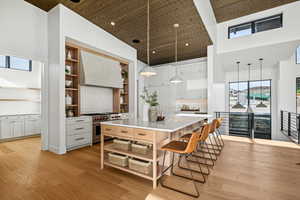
11;120;25;138
1;119;13;139
25;119;40;135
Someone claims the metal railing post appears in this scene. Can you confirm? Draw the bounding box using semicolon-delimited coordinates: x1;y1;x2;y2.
298;115;300;144
288;112;291;136
280;110;283;131
250;113;255;139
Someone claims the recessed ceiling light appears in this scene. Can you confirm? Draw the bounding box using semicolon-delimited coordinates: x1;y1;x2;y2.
173;23;179;28
70;0;80;3
110;21;116;26
132;39;140;44
152;50;156;54
185;43;189;46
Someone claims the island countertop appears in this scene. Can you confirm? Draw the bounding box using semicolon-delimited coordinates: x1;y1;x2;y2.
101;116;207;132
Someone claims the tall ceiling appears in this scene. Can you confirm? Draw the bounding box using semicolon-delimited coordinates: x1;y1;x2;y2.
25;0;212;66
210;0;298;22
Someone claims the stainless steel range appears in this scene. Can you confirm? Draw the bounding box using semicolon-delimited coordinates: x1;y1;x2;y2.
83;112;123;144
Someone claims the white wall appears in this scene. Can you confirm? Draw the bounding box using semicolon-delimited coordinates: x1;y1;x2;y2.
0;0;48;150
0;61;41;115
80;86;113;114
48;4;138;154
216;1;300;54
0;0;47;62
144;58;208;115
193;0;217;43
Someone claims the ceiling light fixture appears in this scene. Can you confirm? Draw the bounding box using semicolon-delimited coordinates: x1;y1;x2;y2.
110;21;116;26
152;50;156;54
232;61;245;109
140;0;156;77
185;43;189;46
256;58;267;108
169;23;184;84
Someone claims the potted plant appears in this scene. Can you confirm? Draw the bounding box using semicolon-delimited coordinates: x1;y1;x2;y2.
140;88;159;122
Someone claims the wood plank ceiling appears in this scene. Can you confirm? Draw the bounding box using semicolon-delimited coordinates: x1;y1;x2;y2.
210;0;298;23
25;0;212;66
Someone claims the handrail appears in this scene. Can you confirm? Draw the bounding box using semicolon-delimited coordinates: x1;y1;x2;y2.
280;110;300;144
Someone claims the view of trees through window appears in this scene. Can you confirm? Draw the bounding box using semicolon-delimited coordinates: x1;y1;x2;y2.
0;55;31;71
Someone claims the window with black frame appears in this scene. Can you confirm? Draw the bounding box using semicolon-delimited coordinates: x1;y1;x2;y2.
228;14;282;39
229;80;272;139
0;55;32;71
297;46;300;64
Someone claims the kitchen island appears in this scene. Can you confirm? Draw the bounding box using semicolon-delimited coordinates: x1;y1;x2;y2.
100;116;207;189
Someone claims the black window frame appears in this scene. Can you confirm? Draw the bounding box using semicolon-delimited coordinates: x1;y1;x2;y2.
296;46;300;64
228;14;283;39
0;55;32;71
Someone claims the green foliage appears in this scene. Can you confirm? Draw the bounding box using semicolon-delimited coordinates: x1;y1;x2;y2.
140;88;159;107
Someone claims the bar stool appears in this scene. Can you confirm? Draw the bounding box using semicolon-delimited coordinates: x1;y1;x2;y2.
159;125;209;198
215;118;225;147
180;123;216;167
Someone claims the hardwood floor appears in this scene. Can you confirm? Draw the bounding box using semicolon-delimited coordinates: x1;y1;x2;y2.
0;136;300;200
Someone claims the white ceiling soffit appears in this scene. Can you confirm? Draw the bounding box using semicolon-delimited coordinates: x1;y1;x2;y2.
80;50;123;88
217;40;300;71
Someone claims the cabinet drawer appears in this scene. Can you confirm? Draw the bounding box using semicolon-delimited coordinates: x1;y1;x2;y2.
133;129;154;142
67;123;91;136
102;125;117;135
66;117;91;125
67;133;91;148
115;127;133;139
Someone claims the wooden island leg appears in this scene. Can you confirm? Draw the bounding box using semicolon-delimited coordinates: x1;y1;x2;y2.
152;133;157;189
100;131;104;170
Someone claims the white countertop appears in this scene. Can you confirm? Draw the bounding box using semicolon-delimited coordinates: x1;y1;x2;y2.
101;116;206;132
176;113;213;118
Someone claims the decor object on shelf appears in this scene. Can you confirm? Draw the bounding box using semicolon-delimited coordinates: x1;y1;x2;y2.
232;61;245;109
140;0;156;77
65;80;72;87
65;94;72;105
67;110;74;117
65;65;71;74
246;63;254;113
140;88;159;122
256;58;267;108
170;23;183;84
67;50;72;60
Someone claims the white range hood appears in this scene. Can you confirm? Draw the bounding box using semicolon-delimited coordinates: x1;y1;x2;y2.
80;50;123;88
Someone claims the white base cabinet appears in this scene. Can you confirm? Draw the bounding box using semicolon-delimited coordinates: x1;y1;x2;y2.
66;116;92;151
0;115;41;140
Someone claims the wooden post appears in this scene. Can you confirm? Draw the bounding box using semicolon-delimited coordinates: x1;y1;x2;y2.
152;133;157;189
100;128;104;170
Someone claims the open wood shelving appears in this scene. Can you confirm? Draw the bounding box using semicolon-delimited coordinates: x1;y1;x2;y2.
113;63;129;113
65;43;80;117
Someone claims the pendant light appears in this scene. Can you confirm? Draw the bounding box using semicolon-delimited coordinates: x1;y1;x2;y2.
256;58;267;108
232;61;245;109
169;23;184;84
140;0;157;77
246;63;254;113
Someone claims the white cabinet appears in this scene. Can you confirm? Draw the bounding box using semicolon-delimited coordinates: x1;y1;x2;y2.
0;115;41;140
25;115;41;136
1;116;24;139
66;116;92;151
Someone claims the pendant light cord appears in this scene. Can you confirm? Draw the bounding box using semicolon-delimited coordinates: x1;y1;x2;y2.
260;59;263;101
237;62;240;103
147;0;150;66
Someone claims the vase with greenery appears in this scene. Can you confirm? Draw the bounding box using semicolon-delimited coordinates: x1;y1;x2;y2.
140;88;159;122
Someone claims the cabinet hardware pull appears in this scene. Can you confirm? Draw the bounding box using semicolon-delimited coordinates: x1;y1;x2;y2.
121;131;128;133
75;137;84;141
75;128;84;130
138;133;146;136
76;120;84;122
